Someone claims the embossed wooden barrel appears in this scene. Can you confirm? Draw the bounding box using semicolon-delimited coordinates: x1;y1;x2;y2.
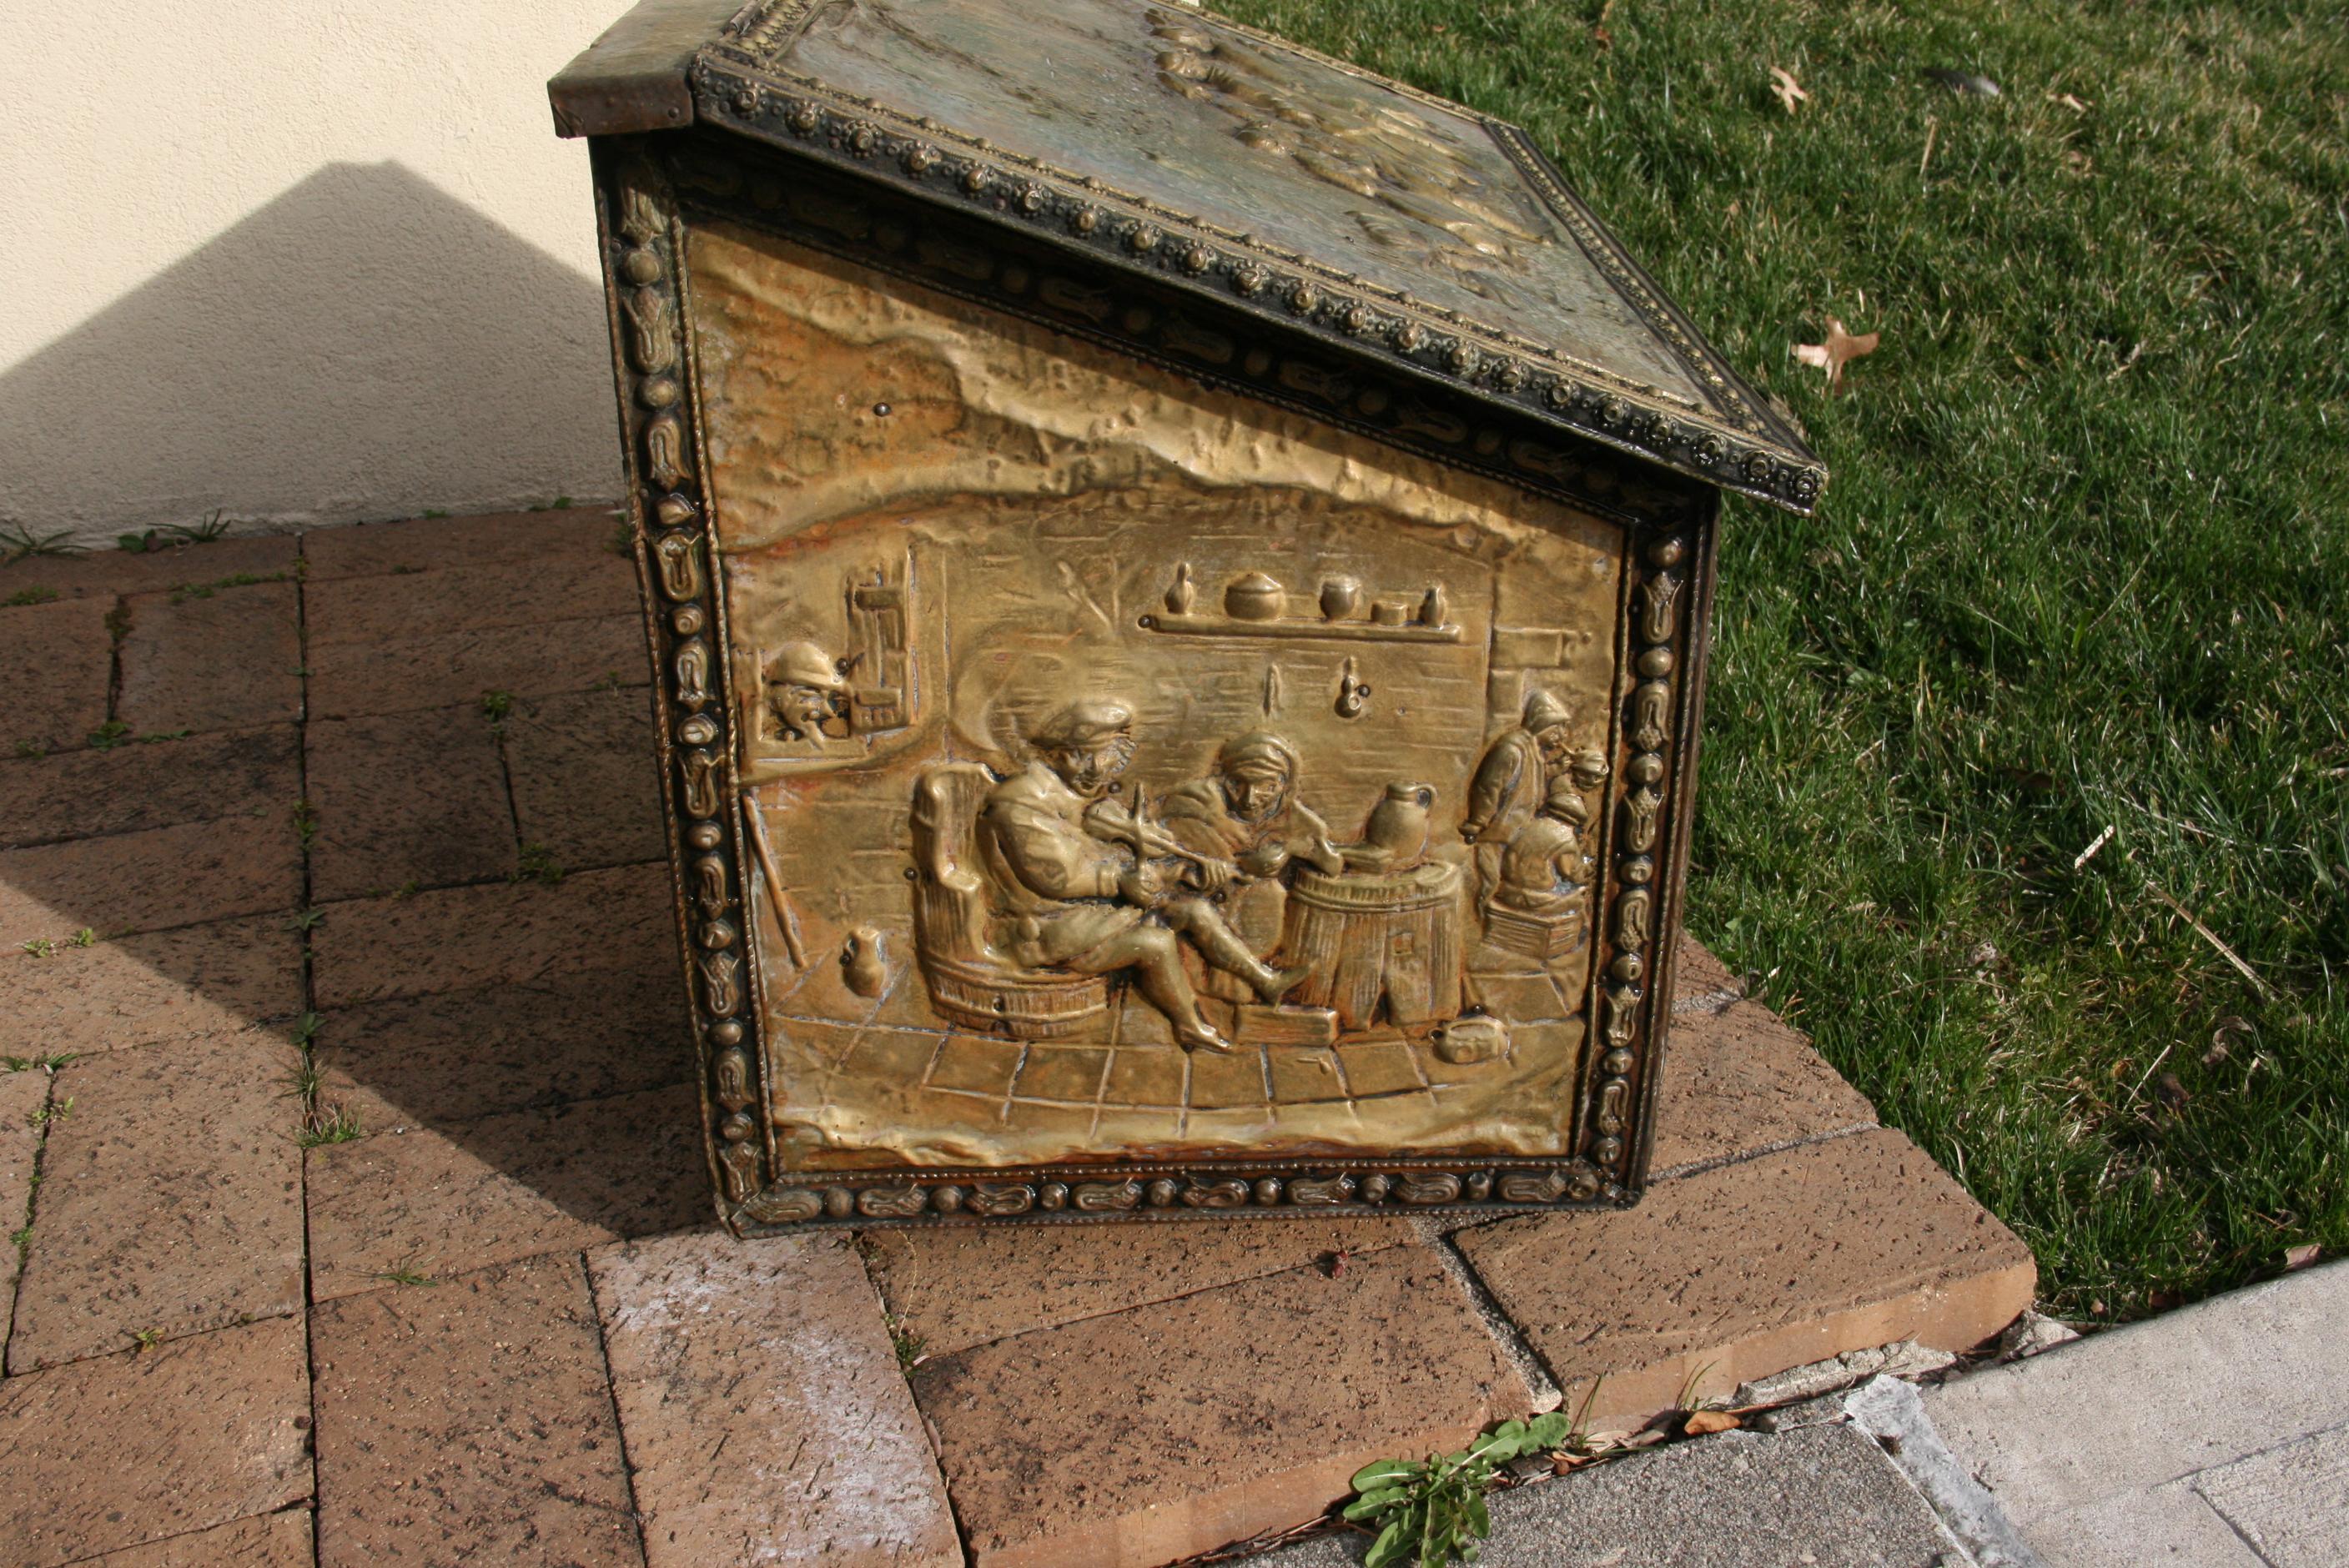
1281;861;1465;1030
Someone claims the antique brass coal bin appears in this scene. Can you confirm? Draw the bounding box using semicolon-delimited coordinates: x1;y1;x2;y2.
550;0;1825;1233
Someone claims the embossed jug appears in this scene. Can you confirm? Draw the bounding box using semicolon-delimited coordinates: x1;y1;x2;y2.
1363;782;1435;868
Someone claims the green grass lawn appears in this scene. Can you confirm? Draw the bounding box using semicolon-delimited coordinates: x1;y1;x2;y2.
1220;0;2348;1319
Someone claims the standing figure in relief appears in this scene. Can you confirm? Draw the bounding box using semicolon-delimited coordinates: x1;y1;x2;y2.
978;701;1312;1053
1461;690;1606;915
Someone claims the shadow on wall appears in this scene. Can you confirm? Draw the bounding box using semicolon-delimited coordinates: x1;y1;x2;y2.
0;161;616;546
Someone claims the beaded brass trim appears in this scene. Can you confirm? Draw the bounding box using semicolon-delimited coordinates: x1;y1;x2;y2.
694;0;1824;513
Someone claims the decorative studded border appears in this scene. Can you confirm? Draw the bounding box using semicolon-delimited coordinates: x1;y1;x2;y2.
590;143;774;1214
586;133;1717;1232
690;0;1825;514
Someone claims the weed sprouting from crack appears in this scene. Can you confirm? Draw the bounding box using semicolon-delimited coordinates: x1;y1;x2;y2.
512;843;566;886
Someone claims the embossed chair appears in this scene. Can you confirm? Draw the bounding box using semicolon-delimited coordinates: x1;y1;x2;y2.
907;763;1112;1039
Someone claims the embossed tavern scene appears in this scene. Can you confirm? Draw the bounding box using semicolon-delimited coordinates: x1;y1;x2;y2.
552;0;1823;1228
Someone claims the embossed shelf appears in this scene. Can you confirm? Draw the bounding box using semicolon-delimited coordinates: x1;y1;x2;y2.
552;0;1824;1237
1136;612;1463;644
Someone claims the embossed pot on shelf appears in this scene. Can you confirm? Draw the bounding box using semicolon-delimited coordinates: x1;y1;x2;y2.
1225;570;1285;621
550;0;1825;1235
1319;575;1364;621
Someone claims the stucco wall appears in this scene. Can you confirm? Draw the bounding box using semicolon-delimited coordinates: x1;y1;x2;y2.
2;2;634;548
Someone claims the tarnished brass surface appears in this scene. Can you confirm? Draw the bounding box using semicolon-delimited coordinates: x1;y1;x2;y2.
691;223;1625;1170
557;0;1788;1227
719;0;1697;400
554;0;1826;514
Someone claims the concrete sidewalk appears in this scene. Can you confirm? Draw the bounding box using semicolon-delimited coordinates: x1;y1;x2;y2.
1924;1258;2348;1567
1245;1260;2346;1568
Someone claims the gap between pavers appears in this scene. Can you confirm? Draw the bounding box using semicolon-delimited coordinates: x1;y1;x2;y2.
0;1314;311;1565
589;1228;963;1568
1453;1125;2036;1433
913;1240;1533;1568
68;1507;315;1567
311;1252;646;1568
8;1028;308;1375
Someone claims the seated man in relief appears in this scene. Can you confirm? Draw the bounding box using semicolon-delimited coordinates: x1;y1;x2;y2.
1161;731;1345;978
978;700;1310;1054
1491;776;1597;918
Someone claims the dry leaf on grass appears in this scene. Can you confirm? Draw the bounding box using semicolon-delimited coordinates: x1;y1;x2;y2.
2205;1015;2251;1068
2284;1244;2321;1271
1683;1410;1741;1435
1793;317;1881;390
1769;66;1809;113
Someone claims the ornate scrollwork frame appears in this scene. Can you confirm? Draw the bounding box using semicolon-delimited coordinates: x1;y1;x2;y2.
591;130;1717;1232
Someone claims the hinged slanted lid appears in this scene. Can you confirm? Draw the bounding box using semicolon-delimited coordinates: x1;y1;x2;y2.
554;0;1825;511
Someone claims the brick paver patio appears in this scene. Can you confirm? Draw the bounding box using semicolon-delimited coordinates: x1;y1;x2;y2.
0;510;2035;1567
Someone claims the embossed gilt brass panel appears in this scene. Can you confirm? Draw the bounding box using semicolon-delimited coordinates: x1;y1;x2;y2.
552;0;1822;1230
